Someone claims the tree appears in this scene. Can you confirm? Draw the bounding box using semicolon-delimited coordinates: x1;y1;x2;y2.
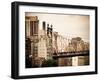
42;59;57;67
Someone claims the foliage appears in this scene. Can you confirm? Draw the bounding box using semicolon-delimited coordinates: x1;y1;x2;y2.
42;59;58;67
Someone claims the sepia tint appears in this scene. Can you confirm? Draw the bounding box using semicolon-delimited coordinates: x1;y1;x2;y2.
25;12;90;68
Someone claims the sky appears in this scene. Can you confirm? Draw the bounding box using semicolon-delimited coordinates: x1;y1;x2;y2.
25;12;90;42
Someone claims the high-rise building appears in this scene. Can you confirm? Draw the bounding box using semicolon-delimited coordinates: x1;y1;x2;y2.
69;37;89;66
25;16;39;67
38;29;47;59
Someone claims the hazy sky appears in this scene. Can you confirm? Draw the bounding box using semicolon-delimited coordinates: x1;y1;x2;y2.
26;12;90;42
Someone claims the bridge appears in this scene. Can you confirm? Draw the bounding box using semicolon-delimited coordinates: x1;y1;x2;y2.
53;51;89;58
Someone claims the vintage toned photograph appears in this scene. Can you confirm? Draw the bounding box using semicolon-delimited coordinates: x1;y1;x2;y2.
25;12;90;68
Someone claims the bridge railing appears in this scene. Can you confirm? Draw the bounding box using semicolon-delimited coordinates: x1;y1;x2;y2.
53;50;89;58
